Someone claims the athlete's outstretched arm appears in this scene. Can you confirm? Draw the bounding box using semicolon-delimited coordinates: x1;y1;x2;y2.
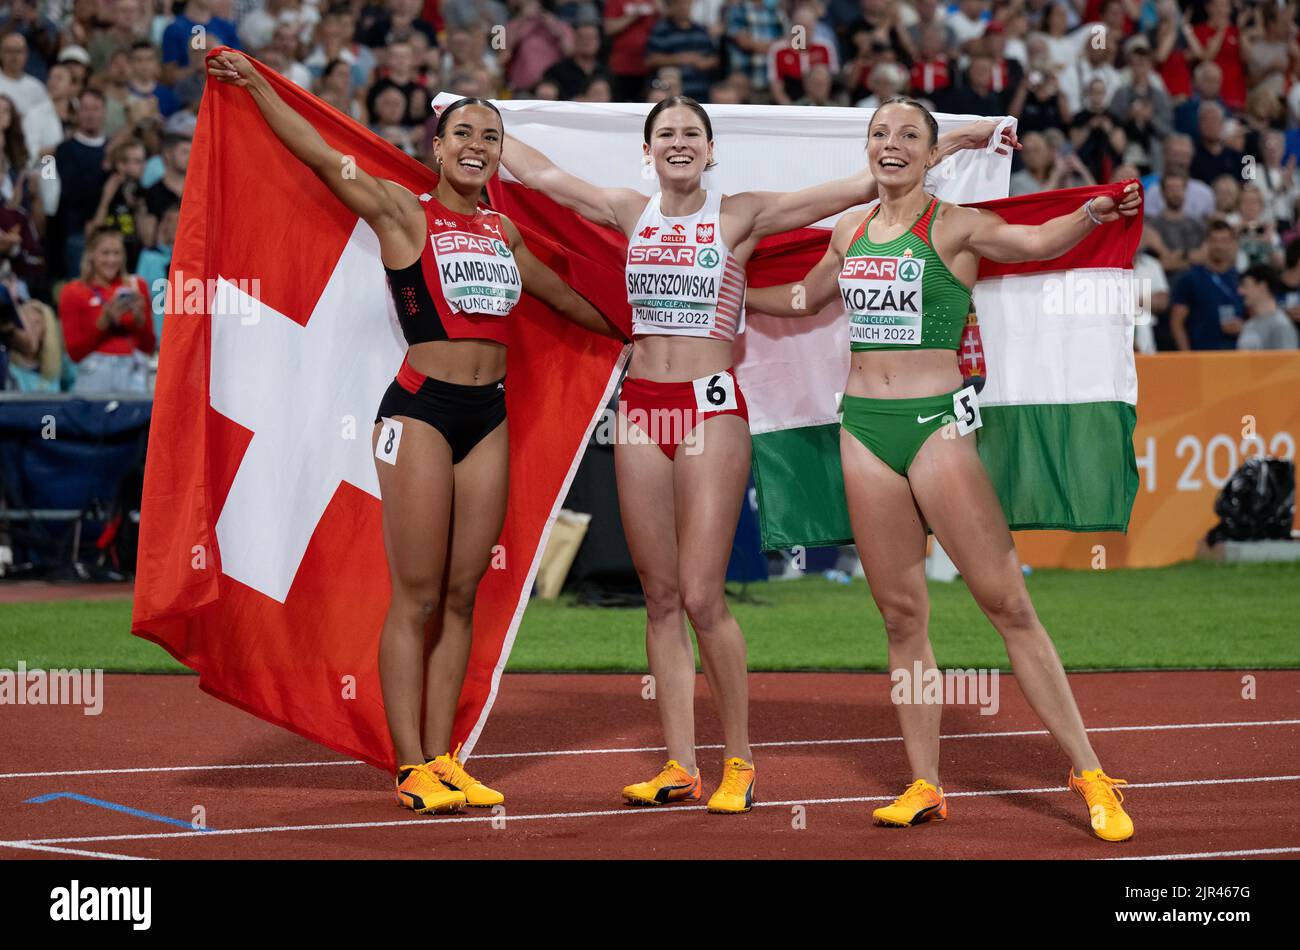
732;120;1021;242
207;50;420;257
500;134;648;236
501;216;628;341
962;182;1142;263
745;214;861;317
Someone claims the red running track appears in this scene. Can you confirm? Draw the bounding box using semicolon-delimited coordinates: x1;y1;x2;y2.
0;671;1297;860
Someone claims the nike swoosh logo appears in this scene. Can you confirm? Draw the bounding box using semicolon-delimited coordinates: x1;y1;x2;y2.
917;412;944;424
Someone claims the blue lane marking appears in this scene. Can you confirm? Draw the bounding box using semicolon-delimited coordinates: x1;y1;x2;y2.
25;792;213;831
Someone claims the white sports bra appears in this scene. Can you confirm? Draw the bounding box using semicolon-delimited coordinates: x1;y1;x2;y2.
624;191;746;341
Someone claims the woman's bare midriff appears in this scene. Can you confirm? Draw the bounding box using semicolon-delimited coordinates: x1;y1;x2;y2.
405;338;508;385
628;333;737;382
846;348;964;399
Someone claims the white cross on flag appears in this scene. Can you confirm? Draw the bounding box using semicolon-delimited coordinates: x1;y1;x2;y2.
131;52;630;770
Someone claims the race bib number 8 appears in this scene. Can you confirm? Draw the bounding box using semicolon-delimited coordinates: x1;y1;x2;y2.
376;417;403;465
952;385;982;436
693;371;738;413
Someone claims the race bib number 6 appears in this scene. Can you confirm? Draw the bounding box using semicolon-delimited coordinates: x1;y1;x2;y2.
952;385;982;436
693;371;738;413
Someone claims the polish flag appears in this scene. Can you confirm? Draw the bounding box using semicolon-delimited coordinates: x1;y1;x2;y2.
130;51;630;771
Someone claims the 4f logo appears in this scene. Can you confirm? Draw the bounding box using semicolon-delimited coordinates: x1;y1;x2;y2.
696;223;715;244
638;226;659;240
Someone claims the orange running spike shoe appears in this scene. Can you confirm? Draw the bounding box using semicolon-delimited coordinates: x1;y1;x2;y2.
622;760;702;806
706;757;756;814
426;744;504;808
395;763;466;814
872;779;947;827
1069;768;1134;842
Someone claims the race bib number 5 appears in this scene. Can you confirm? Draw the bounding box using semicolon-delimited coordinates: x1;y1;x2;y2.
693;371;738;413
952;385;982;436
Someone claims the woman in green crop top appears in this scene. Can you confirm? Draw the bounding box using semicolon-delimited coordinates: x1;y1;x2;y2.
748;96;1143;843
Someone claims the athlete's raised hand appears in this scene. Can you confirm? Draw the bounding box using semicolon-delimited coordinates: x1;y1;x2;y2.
1089;182;1143;222
207;49;262;90
950;119;1021;157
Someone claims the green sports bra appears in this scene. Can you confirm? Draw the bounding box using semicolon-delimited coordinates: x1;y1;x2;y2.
839;196;972;351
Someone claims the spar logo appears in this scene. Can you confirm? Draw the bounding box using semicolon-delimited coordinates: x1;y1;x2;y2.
842;256;899;280
491;239;512;258
696;223;715;244
630;245;696;266
433;232;498;256
698;247;720;269
898;259;921;281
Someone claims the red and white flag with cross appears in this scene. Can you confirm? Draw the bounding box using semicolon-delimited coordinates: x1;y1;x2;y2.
130;51;631;771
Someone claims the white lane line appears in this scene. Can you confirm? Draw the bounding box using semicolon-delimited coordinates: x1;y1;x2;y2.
1105;846;1300;861
3;718;1297;779
0;760;361;780
0;841;154;860
4;774;1296;849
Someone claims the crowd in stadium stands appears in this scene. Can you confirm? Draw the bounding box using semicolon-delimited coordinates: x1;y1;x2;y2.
0;0;1297;395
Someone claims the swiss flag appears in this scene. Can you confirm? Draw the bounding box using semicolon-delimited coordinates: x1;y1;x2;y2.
131;50;630;771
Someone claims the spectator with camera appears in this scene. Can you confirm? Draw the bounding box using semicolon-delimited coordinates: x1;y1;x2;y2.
1014;37;1070;135
59;227;154;394
1068;76;1126;183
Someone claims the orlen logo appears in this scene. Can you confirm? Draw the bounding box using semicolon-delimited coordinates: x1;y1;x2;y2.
696;223;715;244
660;223;687;244
630;245;696;266
841;256;898;280
433;232;496;255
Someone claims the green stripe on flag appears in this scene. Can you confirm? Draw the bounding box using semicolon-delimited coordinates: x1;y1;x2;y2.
750;401;1137;550
752;423;853;550
978;402;1138;532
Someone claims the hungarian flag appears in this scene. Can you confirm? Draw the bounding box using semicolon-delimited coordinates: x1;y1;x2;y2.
130;53;629;771
745;183;1143;547
482;99;1139;549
